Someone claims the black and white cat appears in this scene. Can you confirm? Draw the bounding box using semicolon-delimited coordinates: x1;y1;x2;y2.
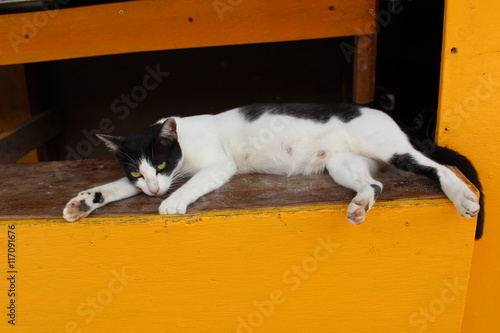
63;104;480;229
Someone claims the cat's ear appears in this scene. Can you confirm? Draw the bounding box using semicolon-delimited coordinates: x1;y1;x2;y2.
96;134;123;154
157;118;177;144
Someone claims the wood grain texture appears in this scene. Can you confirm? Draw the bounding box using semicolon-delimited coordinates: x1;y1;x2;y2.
0;159;448;221
0;0;377;65
353;34;377;104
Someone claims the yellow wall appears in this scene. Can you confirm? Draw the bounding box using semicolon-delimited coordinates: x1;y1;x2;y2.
436;1;500;332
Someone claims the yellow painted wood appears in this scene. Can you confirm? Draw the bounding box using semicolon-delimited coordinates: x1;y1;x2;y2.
436;1;500;332
0;0;376;66
0;200;475;333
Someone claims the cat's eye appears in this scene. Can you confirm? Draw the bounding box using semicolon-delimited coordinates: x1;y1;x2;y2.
130;171;142;178
157;162;167;170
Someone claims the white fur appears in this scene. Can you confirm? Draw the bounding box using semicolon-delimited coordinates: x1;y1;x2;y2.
136;158;172;196
63;107;480;222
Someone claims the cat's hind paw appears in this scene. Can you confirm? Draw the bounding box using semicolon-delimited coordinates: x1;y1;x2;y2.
453;187;480;218
347;199;368;224
346;183;382;225
63;191;103;222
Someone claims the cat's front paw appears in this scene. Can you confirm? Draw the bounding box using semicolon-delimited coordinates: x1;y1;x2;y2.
63;191;104;222
159;197;188;215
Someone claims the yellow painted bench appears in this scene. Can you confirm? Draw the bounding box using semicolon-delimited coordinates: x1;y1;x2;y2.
0;0;488;331
0;160;477;332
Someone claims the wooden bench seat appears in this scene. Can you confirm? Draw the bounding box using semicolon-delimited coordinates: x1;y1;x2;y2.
0;159;477;332
0;159;446;221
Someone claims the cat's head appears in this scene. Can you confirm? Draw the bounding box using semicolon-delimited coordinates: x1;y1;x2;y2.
97;118;182;196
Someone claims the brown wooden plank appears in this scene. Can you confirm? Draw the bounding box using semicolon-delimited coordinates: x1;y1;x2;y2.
0;159;446;220
0;108;63;163
0;0;377;65
353;34;377;104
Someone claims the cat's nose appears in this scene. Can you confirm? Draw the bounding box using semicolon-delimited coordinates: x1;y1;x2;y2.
147;180;160;195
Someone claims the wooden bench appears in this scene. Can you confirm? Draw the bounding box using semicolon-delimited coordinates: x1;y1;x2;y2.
0;159;477;332
1;159;453;219
0;1;479;332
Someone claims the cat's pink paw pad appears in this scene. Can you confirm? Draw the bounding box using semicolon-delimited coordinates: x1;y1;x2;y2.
63;193;96;222
455;188;480;218
347;199;368;224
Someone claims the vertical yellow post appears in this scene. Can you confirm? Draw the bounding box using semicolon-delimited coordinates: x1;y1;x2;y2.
437;1;500;331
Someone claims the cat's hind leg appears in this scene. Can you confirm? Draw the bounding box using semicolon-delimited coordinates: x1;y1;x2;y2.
326;154;383;224
347;107;479;219
387;151;480;218
63;177;141;221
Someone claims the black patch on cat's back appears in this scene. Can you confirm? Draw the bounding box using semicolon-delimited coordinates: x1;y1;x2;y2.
239;103;362;123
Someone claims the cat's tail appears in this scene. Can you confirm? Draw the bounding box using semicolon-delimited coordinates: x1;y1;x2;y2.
416;143;485;239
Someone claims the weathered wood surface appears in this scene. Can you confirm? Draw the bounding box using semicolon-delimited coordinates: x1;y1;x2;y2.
0;159;444;220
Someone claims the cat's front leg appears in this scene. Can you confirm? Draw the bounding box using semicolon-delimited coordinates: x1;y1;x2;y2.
63;177;141;221
159;161;237;214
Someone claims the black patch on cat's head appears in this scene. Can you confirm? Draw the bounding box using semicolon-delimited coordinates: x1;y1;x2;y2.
239;103;362;123
97;118;182;182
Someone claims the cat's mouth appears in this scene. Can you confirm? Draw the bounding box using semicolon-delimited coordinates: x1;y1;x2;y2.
135;179;170;197
144;187;169;197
